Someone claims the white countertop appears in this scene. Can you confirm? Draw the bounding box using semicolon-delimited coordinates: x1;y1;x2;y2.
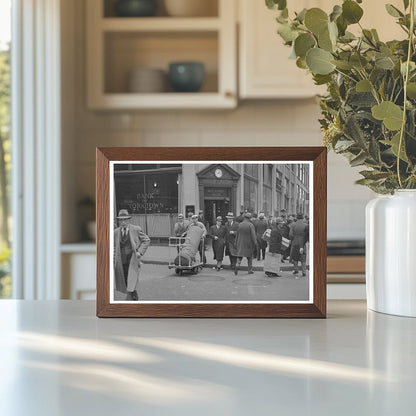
0;300;415;415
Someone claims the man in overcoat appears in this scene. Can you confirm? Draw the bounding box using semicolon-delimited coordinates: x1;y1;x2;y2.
235;212;258;275
114;209;150;301
186;214;207;264
208;216;226;270
254;212;269;261
225;212;239;270
289;213;309;277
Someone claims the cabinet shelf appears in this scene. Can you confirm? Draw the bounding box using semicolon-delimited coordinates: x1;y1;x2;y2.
90;92;235;110
86;0;236;109
101;17;221;32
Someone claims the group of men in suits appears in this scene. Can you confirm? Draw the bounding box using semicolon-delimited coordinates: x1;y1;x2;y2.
113;207;309;301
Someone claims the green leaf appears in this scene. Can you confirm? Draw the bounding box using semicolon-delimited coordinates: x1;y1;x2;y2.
372;101;404;131
356;79;372;92
407;82;416;99
350;54;368;70
375;55;395;70
336;15;348;36
318;27;334;52
369;136;382;163
294;33;316;58
350;152;367;167
371;29;380;43
403;0;410;10
344;115;367;147
306;48;335;75
363;29;376;46
334;140;355;152
304;8;329;35
355;178;378;186
277;23;299;43
266;0;287;11
381;132;409;162
385;4;404;18
313;74;332;85
342;0;364;24
330;5;342;22
339;31;356;43
333;60;353;70
359;170;392;180
296;57;308;69
296;8;307;23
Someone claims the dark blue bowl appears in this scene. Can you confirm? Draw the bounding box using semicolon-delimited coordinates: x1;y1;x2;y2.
114;0;157;17
168;62;205;92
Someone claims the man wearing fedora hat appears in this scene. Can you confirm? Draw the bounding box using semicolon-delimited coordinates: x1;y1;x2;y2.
208;216;226;271
114;209;150;301
235;212;258;275
225;212;238;270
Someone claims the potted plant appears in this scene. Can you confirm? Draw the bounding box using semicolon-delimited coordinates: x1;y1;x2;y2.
266;0;416;316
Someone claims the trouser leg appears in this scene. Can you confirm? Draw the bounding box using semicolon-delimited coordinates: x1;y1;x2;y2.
229;255;235;268
293;261;299;273
123;263;129;286
247;256;253;272
301;258;306;275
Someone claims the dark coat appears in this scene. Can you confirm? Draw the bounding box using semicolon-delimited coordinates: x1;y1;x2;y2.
208;224;226;261
254;218;269;249
269;226;283;254
236;219;257;258
114;224;150;293
289;220;308;262
225;220;239;257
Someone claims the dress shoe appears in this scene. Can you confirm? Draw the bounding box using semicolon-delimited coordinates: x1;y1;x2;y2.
234;267;238;276
131;290;138;301
302;272;306;277
248;270;254;274
293;270;299;275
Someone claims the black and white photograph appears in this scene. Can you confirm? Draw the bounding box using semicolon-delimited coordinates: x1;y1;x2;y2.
110;161;313;303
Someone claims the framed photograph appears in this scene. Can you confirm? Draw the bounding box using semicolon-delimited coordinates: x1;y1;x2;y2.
96;147;327;318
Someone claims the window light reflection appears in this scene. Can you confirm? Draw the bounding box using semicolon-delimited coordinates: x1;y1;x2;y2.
122;337;393;383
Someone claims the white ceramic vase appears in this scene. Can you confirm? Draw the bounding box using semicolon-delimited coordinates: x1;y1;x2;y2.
366;190;416;317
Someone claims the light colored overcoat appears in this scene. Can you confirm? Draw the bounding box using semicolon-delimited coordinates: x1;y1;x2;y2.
114;224;150;292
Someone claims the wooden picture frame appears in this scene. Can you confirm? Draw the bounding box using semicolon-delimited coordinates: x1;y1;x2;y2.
96;147;327;318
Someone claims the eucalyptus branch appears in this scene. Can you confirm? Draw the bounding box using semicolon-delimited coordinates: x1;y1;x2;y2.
334;68;359;84
359;69;381;104
397;0;415;188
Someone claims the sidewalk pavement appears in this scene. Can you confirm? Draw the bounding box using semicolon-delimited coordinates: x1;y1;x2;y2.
142;244;305;272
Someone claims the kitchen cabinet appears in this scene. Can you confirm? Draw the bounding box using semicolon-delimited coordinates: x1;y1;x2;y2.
86;0;237;109
61;244;96;300
239;0;325;99
238;0;404;99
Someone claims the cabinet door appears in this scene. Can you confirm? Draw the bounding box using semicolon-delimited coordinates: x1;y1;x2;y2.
239;0;326;99
239;0;404;99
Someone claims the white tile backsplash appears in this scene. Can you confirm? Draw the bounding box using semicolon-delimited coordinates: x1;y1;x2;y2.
73;99;371;240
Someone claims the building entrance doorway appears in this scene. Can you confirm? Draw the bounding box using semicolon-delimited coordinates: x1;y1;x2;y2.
204;198;230;228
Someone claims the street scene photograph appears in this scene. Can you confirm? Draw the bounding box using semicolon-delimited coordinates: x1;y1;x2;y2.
110;161;312;303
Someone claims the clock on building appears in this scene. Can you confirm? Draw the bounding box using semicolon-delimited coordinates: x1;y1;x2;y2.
214;168;223;178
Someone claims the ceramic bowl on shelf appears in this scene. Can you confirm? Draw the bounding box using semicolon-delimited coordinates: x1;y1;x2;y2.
128;68;167;93
168;62;205;92
164;0;217;17
114;0;158;17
